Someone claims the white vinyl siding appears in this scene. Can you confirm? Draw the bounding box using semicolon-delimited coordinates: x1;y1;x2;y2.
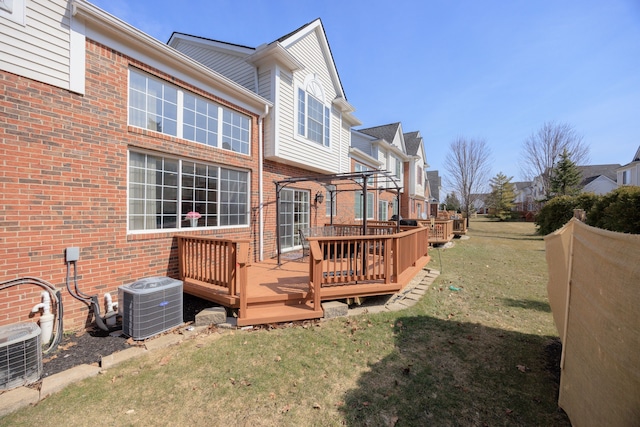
170;39;256;92
0;0;75;91
270;28;342;173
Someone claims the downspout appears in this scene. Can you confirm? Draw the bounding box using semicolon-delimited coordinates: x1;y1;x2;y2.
258;106;268;262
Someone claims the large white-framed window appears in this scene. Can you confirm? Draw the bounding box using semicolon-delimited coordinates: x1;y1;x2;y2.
129;68;250;155
296;76;330;147
355;191;375;220
128;150;250;232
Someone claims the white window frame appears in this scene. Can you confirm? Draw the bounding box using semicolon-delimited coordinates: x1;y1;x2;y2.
378;200;388;221
127;150;250;233
129;68;251;155
355;191;375;220
325;189;336;217
0;0;25;25
296;76;331;148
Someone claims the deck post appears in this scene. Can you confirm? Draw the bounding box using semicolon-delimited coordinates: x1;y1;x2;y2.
310;241;322;311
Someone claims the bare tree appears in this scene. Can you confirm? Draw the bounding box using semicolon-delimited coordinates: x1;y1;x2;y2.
520;121;590;200
444;137;491;225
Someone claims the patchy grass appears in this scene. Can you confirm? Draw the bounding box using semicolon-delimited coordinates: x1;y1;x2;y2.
1;218;569;426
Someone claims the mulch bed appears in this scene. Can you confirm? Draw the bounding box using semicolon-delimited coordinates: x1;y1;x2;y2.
41;293;215;377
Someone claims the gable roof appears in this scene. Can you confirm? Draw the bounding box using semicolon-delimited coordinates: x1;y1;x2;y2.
274;18;348;103
403;131;422;156
513;181;532;191
577;164;620;185
426;170;441;202
358;122;401;143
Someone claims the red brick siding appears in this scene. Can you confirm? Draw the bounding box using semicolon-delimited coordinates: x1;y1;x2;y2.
0;40;261;330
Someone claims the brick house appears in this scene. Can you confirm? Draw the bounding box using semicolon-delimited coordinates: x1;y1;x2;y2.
168;19;361;259
1;0;270;329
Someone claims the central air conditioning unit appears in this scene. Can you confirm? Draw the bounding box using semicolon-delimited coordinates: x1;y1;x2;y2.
118;277;183;340
0;323;42;391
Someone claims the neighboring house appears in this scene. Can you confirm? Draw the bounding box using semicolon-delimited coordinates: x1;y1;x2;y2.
356;123;409;218
426;171;442;218
168;19;361;258
577;164;620;195
349;130;389;221
471;194;489;214
617;146;640;186
1;0;270;329
403;131;429;220
512;181;535;213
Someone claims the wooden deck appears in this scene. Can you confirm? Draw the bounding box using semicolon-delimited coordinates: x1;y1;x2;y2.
176;227;431;326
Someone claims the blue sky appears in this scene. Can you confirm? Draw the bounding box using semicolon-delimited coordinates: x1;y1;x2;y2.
90;0;640;187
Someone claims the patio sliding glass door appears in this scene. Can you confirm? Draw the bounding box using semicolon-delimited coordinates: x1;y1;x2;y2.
279;188;310;251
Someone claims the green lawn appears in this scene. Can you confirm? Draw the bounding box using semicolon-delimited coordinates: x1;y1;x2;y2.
1;217;569;426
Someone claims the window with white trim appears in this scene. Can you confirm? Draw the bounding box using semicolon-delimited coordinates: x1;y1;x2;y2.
378;200;388;221
354;163;374;187
128;151;249;231
0;0;25;25
622;170;630;185
325;189;336;217
393;155;402;179
355;191;375;220
297;77;330;147
129;69;250;155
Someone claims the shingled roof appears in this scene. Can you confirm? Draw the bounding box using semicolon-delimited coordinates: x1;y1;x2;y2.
577;164;620;185
403;131;422;156
358;122;401;144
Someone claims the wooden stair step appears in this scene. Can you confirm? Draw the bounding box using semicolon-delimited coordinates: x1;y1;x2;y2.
238;302;323;326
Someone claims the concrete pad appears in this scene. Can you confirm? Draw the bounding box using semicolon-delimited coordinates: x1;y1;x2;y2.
0;386;40;417
101;346;147;369
144;334;182;351
322;301;348;319
40;364;101;398
195;307;227;326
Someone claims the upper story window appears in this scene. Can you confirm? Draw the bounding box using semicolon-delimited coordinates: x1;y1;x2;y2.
390;154;403;180
129;69;250;155
128;150;249;232
0;0;25;25
622;170;630;185
297;76;330;147
354;163;374;187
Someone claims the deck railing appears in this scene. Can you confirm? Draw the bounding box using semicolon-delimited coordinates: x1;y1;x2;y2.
176;235;249;300
417;219;454;244
308;226;429;299
452;218;467;235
